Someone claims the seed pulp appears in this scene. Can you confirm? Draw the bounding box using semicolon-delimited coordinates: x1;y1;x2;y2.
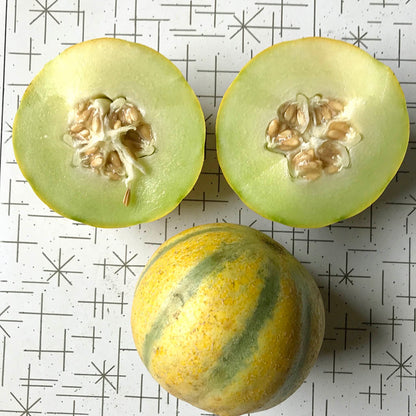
64;97;155;206
266;93;362;181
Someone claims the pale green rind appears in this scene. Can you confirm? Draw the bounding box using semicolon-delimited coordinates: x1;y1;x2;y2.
216;37;409;228
13;38;205;227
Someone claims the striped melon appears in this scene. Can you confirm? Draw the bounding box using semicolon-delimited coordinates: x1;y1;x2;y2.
131;223;325;416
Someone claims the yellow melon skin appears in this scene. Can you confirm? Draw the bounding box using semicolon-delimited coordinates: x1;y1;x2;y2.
131;223;325;416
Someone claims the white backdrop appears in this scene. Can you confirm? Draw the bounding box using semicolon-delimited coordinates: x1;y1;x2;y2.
1;1;416;415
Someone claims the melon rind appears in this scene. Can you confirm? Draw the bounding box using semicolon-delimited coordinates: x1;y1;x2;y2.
131;223;325;416
13;38;205;227
216;37;409;228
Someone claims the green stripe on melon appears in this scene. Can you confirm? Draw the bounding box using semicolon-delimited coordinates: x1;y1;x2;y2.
209;256;280;389
138;224;240;283
131;223;325;416
142;241;247;366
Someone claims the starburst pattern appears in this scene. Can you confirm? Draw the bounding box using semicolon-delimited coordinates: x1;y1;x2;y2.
43;249;81;286
385;344;412;382
342;26;380;49
30;0;60;43
112;247;138;279
4;122;13;143
94;245;144;284
5;366;41;416
386;194;416;217
10;391;41;416
75;361;123;415
228;8;263;52
0;306;22;337
91;361;117;390
338;265;355;285
335;252;371;286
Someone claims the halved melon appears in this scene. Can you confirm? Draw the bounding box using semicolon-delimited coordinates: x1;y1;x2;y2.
216;37;409;228
13;38;205;227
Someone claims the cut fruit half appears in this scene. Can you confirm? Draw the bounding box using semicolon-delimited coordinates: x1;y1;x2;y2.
13;38;205;227
216;37;409;228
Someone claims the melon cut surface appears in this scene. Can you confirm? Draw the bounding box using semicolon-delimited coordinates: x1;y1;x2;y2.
13;38;205;227
216;37;409;228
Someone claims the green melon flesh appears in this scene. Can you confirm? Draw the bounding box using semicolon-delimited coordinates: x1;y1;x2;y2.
216;37;409;228
13;38;205;227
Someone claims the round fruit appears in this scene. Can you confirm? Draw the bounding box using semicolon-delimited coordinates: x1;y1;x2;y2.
131;223;325;416
13;38;205;227
216;37;409;228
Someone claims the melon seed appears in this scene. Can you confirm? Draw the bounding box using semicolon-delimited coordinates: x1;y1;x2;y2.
284;104;297;124
123;188;131;206
138;123;152;141
91;114;102;133
327;99;344;113
90;155;104;168
320;104;332;122
126;106;142;125
78;129;90;139
296;109;307;127
328;121;350;133
77;108;92;123
327;129;346;140
313;107;322;125
70;123;84;134
109;151;122;168
267;119;280;137
274;129;300;151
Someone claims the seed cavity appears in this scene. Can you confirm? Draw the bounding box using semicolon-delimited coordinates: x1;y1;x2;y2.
265;93;362;181
64;96;156;205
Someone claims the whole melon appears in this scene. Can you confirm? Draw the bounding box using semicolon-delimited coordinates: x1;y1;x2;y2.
131;223;325;416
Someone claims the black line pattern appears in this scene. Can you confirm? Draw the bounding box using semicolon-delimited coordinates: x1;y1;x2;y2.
0;1;416;415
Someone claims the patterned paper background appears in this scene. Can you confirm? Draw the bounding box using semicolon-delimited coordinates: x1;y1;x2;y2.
1;1;416;415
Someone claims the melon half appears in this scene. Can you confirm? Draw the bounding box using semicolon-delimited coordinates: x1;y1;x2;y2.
13;38;205;227
216;37;409;228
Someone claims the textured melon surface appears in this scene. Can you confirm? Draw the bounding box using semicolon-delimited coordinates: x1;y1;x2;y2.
131;223;325;416
13;38;205;227
216;37;409;228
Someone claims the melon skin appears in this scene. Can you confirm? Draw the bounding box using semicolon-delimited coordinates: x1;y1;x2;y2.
216;37;410;228
131;223;325;416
